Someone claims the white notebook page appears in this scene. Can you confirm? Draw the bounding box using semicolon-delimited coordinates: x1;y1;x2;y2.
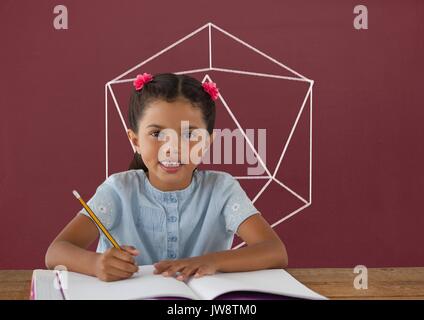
61;265;198;300
187;268;327;300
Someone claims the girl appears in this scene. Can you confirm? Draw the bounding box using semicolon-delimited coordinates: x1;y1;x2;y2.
45;73;288;282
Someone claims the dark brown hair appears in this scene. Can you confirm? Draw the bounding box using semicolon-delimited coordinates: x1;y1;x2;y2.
128;73;216;171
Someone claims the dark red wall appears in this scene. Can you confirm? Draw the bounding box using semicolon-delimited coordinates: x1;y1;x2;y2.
1;0;423;269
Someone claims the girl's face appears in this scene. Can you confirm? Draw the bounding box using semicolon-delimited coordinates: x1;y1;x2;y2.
128;98;213;191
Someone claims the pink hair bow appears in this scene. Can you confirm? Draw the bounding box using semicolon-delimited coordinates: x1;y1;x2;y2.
202;81;219;101
133;73;153;91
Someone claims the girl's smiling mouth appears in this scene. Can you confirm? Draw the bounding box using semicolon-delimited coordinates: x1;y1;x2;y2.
159;160;183;173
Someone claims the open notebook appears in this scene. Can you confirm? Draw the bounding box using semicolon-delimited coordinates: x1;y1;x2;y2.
31;265;326;300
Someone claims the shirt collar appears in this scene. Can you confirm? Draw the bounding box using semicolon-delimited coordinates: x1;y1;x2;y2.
138;169;198;202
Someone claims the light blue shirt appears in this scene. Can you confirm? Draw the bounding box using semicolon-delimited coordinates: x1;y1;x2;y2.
78;169;259;265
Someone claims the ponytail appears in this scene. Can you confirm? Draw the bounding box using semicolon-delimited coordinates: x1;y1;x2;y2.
128;152;148;171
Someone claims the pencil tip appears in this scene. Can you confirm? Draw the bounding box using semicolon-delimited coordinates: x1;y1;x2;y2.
72;190;80;199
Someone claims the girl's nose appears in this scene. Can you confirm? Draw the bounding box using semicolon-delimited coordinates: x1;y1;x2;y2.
166;146;180;159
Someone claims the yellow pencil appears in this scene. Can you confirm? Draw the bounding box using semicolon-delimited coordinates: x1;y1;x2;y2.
72;190;122;251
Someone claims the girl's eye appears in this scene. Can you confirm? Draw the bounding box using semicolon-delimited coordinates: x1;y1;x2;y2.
182;131;195;139
150;131;164;139
151;130;196;139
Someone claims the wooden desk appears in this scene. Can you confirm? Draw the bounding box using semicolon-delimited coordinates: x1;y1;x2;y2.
1;268;423;300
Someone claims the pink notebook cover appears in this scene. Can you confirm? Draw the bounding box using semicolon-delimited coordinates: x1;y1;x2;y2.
30;273;35;300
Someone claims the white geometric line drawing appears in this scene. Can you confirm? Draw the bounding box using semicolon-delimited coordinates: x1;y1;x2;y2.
216;77;272;178
234;176;271;179
273;85;312;178
272;176;308;205
209;23;212;68
209;23;310;81
104;22;314;249
111;23;211;82
252;178;273;204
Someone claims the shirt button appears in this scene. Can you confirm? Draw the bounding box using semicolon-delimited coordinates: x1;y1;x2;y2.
167;216;177;222
169;236;177;242
168;251;176;259
170;197;177;203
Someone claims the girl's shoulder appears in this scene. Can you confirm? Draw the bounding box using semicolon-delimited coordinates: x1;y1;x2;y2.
198;169;233;178
196;169;237;186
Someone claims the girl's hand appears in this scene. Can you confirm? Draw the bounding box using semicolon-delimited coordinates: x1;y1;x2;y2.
153;255;218;281
94;245;140;282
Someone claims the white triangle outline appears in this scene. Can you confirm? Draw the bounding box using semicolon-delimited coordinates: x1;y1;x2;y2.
108;22;312;84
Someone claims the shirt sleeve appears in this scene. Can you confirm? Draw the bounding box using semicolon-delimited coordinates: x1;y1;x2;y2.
77;182;122;231
218;173;260;234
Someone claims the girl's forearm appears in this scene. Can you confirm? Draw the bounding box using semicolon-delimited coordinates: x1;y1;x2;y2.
45;240;99;276
208;240;288;273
